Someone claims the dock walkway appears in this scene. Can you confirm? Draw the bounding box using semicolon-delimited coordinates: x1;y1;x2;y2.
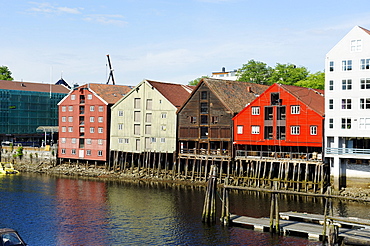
231;212;370;244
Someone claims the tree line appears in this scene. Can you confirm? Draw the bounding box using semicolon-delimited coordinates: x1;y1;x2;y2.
189;60;324;90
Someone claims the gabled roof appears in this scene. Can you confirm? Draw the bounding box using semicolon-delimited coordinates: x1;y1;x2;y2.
193;78;269;113
146;80;193;109
78;83;133;105
0;80;70;94
359;26;370;35
279;84;325;116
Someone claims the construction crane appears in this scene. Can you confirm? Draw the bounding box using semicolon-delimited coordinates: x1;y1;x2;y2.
106;54;115;85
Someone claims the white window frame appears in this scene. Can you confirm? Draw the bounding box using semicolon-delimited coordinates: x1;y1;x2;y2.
86;139;92;145
90;117;95;122
360;59;370;70
118;123;123;130
87;94;92;100
90;127;95;133
90;106;95;111
62;126;66;132
68;106;73;112
98;139;103;145
310;126;317;135
161;112;167;118
61;149;66;154
124;138;129;144
251;125;260;134
62;116;66;122
68;116;73;122
237;125;243;134
71;138;76;144
118;138;123;144
342;79;352;90
98;127;103;133
62;106;66;112
99;106;104;112
71;149;76;155
290;126;300;135
86;150;91;156
118;110;124;116
68;127;73;132
291;105;300;114
252;106;260;115
360;98;370;109
359;118;370;130
61;138;66;143
360;78;370;89
98;117;103;123
98;150;103;156
160;138;165;143
342;60;352;71
341;99;352;109
71;95;76;100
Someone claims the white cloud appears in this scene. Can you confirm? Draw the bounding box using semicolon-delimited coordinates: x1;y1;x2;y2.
28;2;82;14
83;14;127;26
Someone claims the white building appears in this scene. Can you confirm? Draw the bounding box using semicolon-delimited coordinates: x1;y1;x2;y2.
325;26;370;189
211;67;238;80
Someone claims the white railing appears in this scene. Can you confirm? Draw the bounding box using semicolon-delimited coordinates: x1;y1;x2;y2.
326;148;370;155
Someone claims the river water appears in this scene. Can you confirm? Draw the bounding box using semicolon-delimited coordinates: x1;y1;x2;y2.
1;174;370;245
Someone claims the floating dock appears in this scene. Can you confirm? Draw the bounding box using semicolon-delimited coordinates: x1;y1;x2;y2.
231;212;370;244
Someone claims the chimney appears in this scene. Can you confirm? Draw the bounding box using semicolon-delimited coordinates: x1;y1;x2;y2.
247;86;252;93
222;67;225;72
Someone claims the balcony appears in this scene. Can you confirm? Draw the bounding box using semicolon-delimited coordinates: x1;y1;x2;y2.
326;148;370;155
236;150;322;161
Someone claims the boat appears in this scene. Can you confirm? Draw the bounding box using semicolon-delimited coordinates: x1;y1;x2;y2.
0;163;19;175
0;228;27;245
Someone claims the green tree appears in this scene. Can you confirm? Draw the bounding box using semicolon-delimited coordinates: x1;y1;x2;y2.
267;63;309;85
188;75;208;86
295;71;325;90
0;66;14;81
237;59;272;84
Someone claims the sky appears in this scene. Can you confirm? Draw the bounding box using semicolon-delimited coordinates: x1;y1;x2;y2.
2;0;370;86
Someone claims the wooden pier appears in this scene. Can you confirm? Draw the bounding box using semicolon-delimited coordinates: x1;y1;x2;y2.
231;212;370;244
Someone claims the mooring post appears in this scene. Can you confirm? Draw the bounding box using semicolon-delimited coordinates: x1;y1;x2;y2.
202;165;217;223
221;177;230;226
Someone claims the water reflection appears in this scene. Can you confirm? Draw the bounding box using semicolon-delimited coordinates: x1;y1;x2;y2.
55;179;108;245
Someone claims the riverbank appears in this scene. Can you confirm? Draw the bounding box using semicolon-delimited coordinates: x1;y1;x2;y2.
13;161;370;200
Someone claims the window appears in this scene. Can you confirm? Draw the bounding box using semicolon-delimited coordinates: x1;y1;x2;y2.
146;113;152;123
291;105;300;114
118;123;123;130
62;116;66;122
201;91;207;99
341;118;351;129
237;125;243;134
271;93;280;105
68;127;73;132
68;106;73;112
90;117;94;122
61;149;66;154
265;107;273;120
90;127;95;133
61;106;66;112
360;98;370;109
360;59;370;70
71;95;76;100
341;99;352;109
134;111;141;122
329;99;334;109
211;116;219;124
329;61;334;72
342;60;352;71
118;110;123;116
359;118;370;130
360;78;370;89
79;106;85;114
146;99;152;110
87;94;92;100
119;138;123;144
79;127;84;133
61;138;66;143
86;139;92;145
134;98;141;109
277;126;286;140
98;127;103;133
145;125;151;134
98;139;103;145
161;125;166;131
72;138;76;144
124;138;129;144
351;39;362;52
291;126;300;135
200;102;208;113
329;118;334;129
62;126;66;132
151;137;156;143
98;150;103;156
160;138;166;143
342;79;352;90
264;126;273;139
86;150;91;156
201;115;208;124
99;106;104;112
161;112;167;119
329;80;334;90
71;149;76;155
251;126;260;134
90;106;95;111
98;117;103;123
252;107;260;115
310;126;317;135
277;106;286;120
68;116;73;122
190;116;197;124
134;124;140;135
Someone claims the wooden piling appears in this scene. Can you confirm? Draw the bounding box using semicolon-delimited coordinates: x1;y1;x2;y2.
221;177;230;226
202;165;217;223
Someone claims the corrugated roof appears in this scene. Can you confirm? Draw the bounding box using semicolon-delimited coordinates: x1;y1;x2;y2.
78;83;133;105
280;84;325;116
0;80;70;94
146;80;193;109
202;78;269;113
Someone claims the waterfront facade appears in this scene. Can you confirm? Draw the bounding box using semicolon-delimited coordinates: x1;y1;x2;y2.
0;80;69;146
325;26;370;189
110;79;192;154
58;83;132;163
233;83;324;159
177;78;268;160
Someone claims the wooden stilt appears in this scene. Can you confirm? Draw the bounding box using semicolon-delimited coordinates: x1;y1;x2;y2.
185;158;189;180
191;158;196;181
202;165;217;223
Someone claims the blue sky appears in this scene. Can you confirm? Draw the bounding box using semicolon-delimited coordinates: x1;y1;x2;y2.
2;0;370;86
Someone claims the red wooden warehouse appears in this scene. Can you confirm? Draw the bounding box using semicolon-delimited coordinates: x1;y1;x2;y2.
233;83;325;160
